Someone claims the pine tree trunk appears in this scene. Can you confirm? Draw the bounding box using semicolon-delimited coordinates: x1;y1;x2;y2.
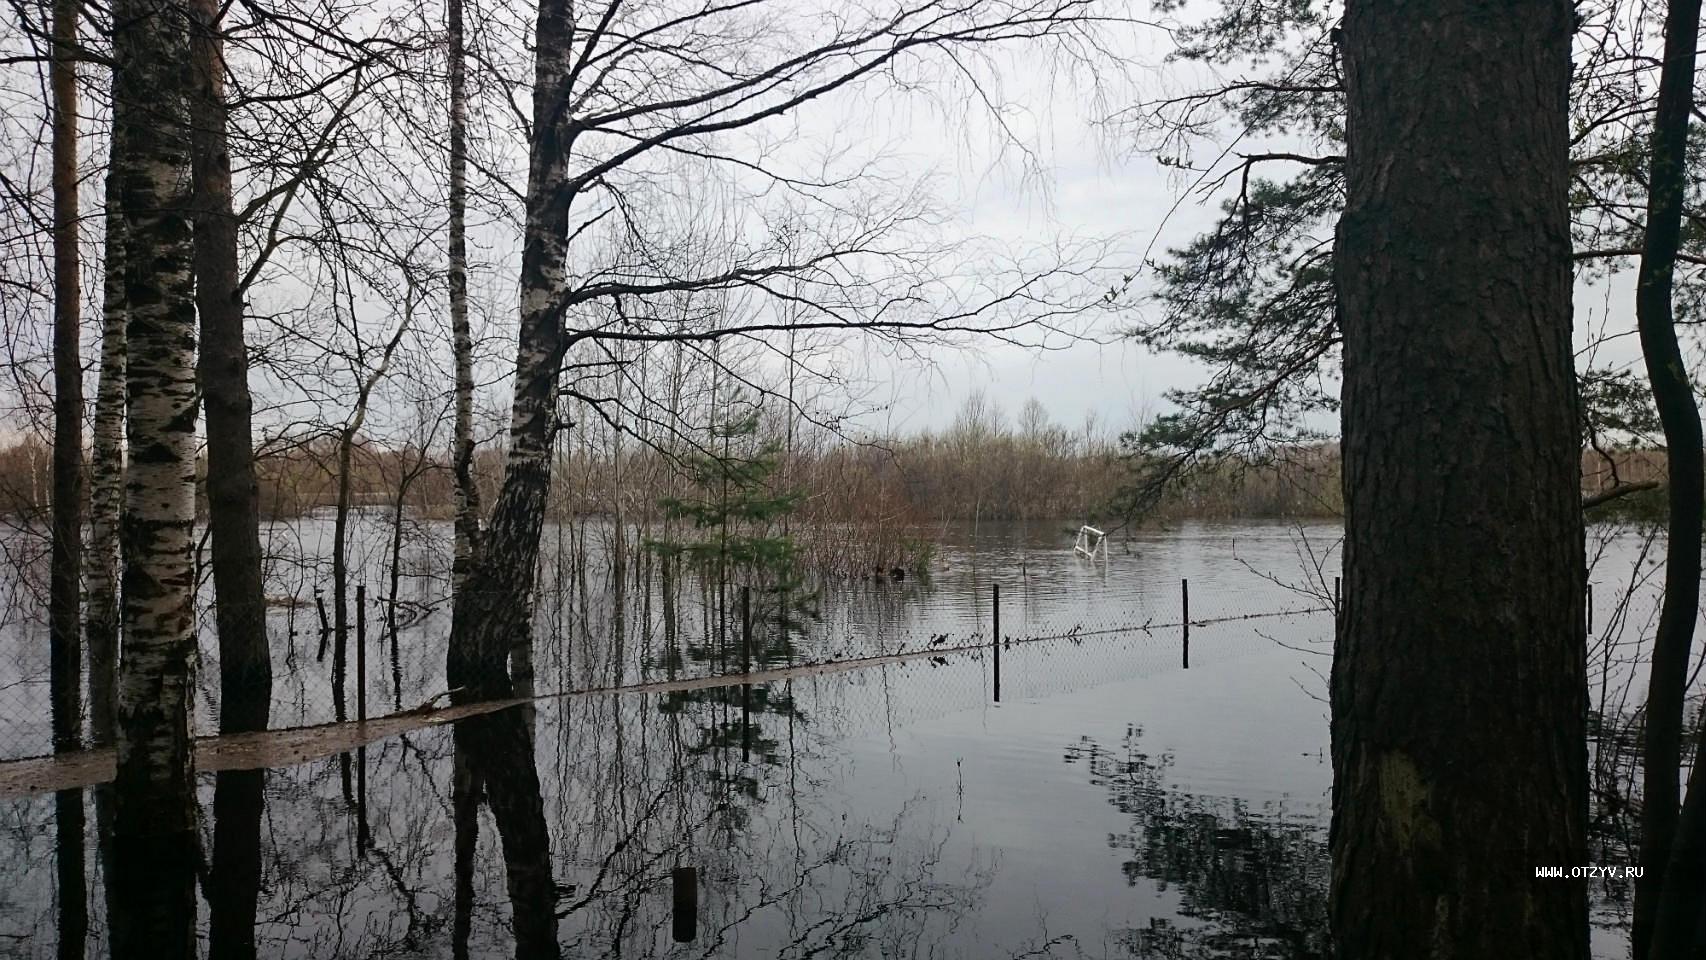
190;0;272;736
449;0;480;597
110;0;202;952
446;0;573;702
1332;2;1589;956
1628;0;1706;953
87;148;126;751
48;0;87;954
49;0;82;762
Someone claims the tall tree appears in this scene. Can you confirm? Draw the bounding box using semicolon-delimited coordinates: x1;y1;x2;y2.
1331;1;1589;956
88;145;125;751
448;0;480;597
47;0;86;954
1629;0;1705;953
110;0;202;952
190;0;273;736
47;0;82;762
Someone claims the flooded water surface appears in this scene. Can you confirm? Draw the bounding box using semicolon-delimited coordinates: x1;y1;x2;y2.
0;521;1657;957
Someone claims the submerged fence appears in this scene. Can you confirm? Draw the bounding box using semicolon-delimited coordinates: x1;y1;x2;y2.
0;564;1338;765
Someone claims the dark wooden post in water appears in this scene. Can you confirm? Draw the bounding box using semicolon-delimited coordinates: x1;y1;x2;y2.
1181;578;1190;670
741;585;751;762
672;866;698;942
992;582;1001;702
1585;582;1593;634
356;744;369;852
356;583;367;724
315;588;330;662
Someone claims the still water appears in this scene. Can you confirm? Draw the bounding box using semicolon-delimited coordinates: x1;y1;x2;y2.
0;521;1658;956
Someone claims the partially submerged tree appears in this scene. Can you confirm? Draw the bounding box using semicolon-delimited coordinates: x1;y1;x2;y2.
447;0;480;596
191;0;273;737
110;0;202;953
1117;3;1706;954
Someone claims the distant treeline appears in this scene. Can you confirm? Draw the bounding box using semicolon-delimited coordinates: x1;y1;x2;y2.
0;428;1336;529
3;429;1677;527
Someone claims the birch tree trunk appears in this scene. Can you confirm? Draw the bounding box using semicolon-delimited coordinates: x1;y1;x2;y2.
448;0;480;597
446;0;572;701
48;0;87;954
190;0;272;737
88;151;126;750
87;134;127;960
110;0;202;952
1332;1;1588;955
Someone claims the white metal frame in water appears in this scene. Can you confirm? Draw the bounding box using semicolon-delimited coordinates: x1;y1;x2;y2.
1074;524;1108;561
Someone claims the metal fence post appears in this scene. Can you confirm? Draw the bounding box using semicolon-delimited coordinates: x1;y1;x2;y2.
672;866;698;942
356;582;367;724
741;585;751;762
1182;577;1190;670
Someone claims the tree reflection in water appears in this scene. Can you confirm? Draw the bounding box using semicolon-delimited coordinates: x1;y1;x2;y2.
1064;725;1330;959
4;679;1014;958
5;656;1341;958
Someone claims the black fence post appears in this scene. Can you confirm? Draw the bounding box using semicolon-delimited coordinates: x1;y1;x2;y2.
1181;578;1190;670
315;589;330;662
741;585;751;762
1585;582;1594;634
356;743;369;852
993;581;1001;702
356;582;367;724
672;866;698;942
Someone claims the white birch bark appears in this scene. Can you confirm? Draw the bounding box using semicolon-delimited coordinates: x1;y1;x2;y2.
110;0;201;952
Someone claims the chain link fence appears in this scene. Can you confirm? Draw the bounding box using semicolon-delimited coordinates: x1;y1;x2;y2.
0;518;1674;768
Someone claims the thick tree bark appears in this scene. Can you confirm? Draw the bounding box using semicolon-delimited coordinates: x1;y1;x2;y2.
449;0;481;597
1630;1;1706;954
446;0;572;702
48;0;86;955
88;150;126;750
1332;2;1589;957
110;0;203;953
189;0;273;737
